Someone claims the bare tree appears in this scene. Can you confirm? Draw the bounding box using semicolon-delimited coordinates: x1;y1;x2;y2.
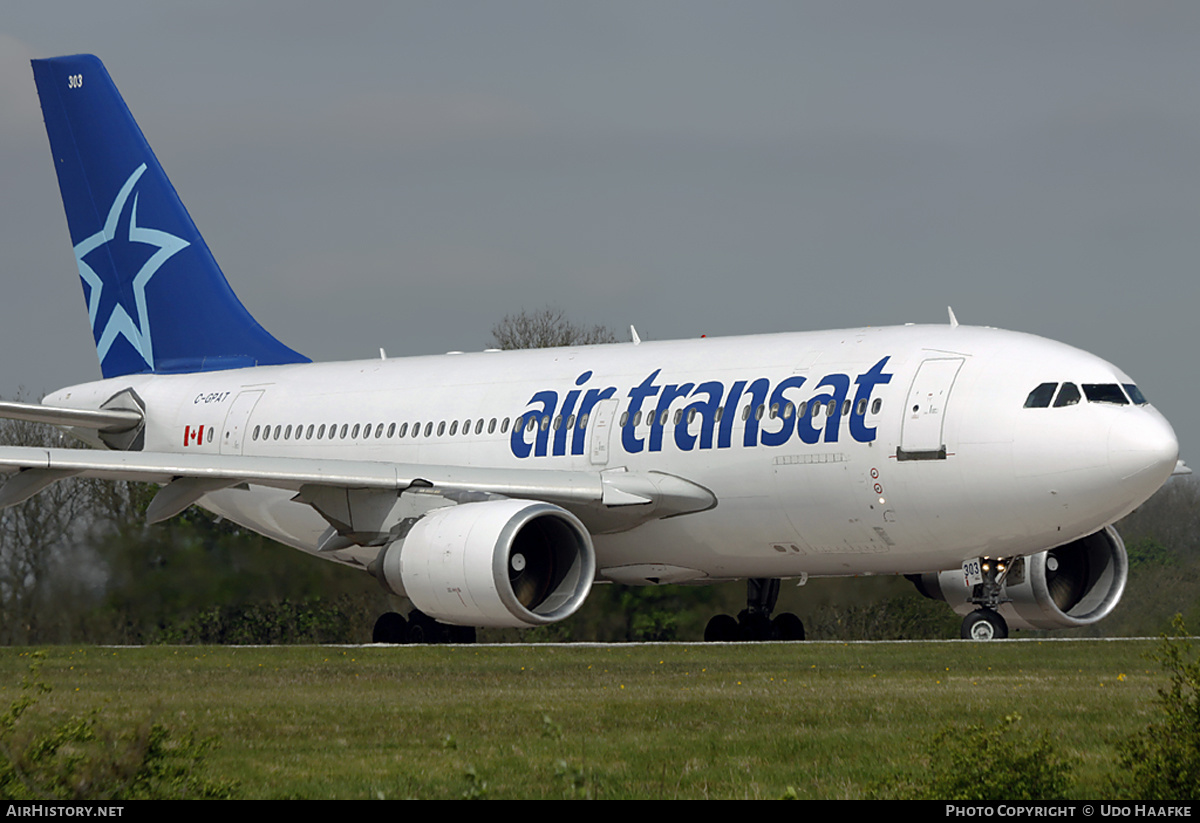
0;415;104;644
490;307;618;350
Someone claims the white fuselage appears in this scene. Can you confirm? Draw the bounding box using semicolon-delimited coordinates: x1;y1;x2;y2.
46;323;1178;583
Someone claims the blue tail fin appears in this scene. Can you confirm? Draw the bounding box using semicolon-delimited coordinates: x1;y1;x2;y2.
32;54;309;378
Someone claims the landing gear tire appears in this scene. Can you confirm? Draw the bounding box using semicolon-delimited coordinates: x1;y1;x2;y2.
372;611;408;644
704;614;739;642
962;608;1008;641
406;610;448;644
704;611;805;642
704;578;808;642
738;611;774;642
772;612;805;641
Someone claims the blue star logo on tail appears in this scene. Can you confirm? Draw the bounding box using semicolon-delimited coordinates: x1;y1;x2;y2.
73;164;190;371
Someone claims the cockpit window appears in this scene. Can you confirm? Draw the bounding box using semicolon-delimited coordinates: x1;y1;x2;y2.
1082;384;1129;405
1053;383;1081;407
1024;383;1057;408
1123;384;1148;405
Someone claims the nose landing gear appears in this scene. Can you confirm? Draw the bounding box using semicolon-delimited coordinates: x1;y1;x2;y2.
961;607;1008;640
961;557;1013;640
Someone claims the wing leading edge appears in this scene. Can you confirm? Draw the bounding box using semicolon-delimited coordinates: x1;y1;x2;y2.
0;447;716;534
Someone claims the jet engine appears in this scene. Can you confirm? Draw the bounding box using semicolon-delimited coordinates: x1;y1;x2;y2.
375;498;595;629
911;526;1128;631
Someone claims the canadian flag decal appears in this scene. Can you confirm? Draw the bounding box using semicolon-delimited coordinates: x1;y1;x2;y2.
184;425;204;446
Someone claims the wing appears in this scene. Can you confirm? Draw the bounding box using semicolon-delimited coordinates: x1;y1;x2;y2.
0;446;715;536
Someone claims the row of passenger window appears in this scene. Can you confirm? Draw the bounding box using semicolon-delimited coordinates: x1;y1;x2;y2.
251;417;515;443
248;396;889;444
1023;382;1148;409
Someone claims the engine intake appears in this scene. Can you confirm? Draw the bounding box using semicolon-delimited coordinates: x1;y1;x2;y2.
912;526;1128;631
376;498;595;628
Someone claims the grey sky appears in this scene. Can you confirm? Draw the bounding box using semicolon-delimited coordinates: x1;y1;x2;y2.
2;3;1198;457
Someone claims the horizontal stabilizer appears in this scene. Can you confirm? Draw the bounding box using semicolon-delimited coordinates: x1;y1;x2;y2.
0;400;142;432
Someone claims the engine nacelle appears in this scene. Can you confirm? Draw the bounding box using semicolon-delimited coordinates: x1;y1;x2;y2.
912;526;1128;631
376;498;595;628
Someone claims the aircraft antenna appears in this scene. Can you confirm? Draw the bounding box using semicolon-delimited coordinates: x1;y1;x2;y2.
630;325;641;345
947;307;959;328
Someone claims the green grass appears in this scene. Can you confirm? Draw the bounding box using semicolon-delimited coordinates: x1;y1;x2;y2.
0;641;1168;799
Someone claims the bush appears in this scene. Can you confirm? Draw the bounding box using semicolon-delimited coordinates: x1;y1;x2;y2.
1111;616;1200;800
1126;537;1176;569
874;713;1074;800
0;652;236;800
156;597;355;644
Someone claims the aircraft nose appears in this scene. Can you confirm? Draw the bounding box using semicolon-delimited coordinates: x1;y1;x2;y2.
1107;409;1179;496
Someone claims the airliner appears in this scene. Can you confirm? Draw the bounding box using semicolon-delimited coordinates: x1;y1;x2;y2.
0;54;1181;643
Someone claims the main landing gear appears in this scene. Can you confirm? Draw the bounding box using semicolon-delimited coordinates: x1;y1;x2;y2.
372;609;477;645
960;557;1012;640
704;578;806;642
